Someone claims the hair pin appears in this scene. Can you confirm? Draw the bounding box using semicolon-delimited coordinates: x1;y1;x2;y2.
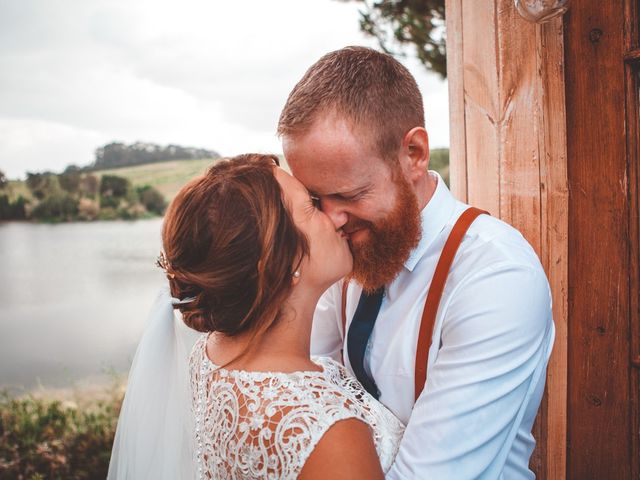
156;251;175;279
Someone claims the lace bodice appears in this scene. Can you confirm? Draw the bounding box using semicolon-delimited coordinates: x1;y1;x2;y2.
189;334;404;479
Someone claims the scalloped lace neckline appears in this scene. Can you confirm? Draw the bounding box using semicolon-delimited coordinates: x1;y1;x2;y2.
202;336;329;378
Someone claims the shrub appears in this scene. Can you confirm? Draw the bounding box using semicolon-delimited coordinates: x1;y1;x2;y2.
0;392;122;479
0;195;28;220
116;204;146;220
31;194;79;222
136;186;166;215
59;172;81;194
77;198;100;221
99;196;120;210
97;208;118;221
99;176;130;199
25;174;61;201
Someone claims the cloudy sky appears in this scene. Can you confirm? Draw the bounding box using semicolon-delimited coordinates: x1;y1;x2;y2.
0;0;449;179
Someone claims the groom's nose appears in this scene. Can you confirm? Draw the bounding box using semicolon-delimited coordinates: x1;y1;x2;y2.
320;198;348;229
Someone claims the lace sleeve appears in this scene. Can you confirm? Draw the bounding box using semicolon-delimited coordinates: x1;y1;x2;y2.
277;400;365;478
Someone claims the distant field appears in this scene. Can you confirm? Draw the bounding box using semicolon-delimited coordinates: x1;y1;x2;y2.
7;180;32;200
94;158;219;201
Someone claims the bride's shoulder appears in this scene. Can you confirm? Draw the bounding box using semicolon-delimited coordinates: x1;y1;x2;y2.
312;356;368;392
188;333;210;371
311;355;346;375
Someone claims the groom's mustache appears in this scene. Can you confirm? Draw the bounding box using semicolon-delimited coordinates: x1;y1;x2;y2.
342;219;375;237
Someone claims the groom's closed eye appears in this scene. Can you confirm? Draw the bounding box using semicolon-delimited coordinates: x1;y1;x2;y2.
328;189;368;203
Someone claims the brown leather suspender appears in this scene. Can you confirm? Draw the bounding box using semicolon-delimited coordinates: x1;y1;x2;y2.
340;207;488;402
413;207;487;401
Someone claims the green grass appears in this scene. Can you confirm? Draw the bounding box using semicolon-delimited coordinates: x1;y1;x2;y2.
93;158;218;202
6;180;33;202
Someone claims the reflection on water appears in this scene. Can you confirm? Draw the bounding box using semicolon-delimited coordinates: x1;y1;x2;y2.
0;219;167;390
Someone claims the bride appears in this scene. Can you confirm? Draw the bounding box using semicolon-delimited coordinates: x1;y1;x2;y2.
108;154;404;479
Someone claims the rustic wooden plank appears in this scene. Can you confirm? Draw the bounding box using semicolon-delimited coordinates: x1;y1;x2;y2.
537;16;569;480
445;0;468;201
624;48;640;63
461;0;500;215
493;5;547;474
564;1;632;477
463;100;501;214
495;0;541;249
624;63;640;480
624;3;640;478
448;1;571;477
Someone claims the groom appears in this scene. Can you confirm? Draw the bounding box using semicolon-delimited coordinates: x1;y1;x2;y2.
278;46;554;479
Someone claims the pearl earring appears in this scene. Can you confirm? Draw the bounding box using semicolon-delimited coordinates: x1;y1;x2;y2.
293;270;301;278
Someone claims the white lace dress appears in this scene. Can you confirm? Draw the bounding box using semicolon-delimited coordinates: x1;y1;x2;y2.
189;334;405;479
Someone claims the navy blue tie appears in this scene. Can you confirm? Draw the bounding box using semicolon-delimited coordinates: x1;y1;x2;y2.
347;288;384;399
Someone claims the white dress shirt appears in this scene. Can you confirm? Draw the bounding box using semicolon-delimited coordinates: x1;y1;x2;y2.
310;172;555;479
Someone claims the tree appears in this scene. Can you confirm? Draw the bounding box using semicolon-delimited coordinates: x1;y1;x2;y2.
31;194;78;221
59;171;81;194
136;185;167;215
26;173;61;200
63;164;82;174
0;170;7;190
341;0;446;77
93;142;220;170
0;195;27;220
100;175;130;198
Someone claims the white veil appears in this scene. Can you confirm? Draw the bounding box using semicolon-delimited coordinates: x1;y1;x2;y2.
107;286;200;479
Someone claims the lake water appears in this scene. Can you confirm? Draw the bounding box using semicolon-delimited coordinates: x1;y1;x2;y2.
0;219;168;391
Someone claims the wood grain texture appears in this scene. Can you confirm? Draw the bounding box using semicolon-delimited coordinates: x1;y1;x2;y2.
537;17;569;480
461;0;501;215
564;1;633;477
624;4;640;478
446;1;570;477
445;0;468;202
625;63;640;480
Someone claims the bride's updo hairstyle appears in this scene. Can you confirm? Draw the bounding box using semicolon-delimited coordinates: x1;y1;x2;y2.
161;153;309;336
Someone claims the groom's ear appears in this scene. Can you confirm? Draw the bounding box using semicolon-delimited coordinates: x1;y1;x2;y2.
400;127;430;181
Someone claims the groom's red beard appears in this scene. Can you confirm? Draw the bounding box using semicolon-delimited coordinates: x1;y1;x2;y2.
347;174;422;293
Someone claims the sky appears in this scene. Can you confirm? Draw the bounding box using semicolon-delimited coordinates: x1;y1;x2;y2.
0;0;449;179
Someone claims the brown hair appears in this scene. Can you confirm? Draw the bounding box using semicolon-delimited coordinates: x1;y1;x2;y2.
277;46;424;161
161;153;309;338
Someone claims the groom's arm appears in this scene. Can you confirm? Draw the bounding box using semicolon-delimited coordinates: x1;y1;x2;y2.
386;262;554;480
309;280;345;362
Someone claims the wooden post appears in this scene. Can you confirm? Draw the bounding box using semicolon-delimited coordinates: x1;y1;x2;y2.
564;2;635;477
446;1;569;478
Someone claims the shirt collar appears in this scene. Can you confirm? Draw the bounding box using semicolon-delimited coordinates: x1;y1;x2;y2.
403;171;459;272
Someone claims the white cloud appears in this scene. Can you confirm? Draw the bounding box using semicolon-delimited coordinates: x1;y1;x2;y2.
0;0;449;179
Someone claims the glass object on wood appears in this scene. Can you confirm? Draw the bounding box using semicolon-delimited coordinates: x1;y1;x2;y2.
514;0;571;23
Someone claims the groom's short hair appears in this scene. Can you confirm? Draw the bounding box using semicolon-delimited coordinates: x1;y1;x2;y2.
277;46;424;162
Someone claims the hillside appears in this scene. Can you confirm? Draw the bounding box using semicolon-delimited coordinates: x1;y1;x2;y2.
93;158;219;202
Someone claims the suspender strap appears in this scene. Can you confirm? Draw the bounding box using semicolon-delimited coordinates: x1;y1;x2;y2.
414;207;488;401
